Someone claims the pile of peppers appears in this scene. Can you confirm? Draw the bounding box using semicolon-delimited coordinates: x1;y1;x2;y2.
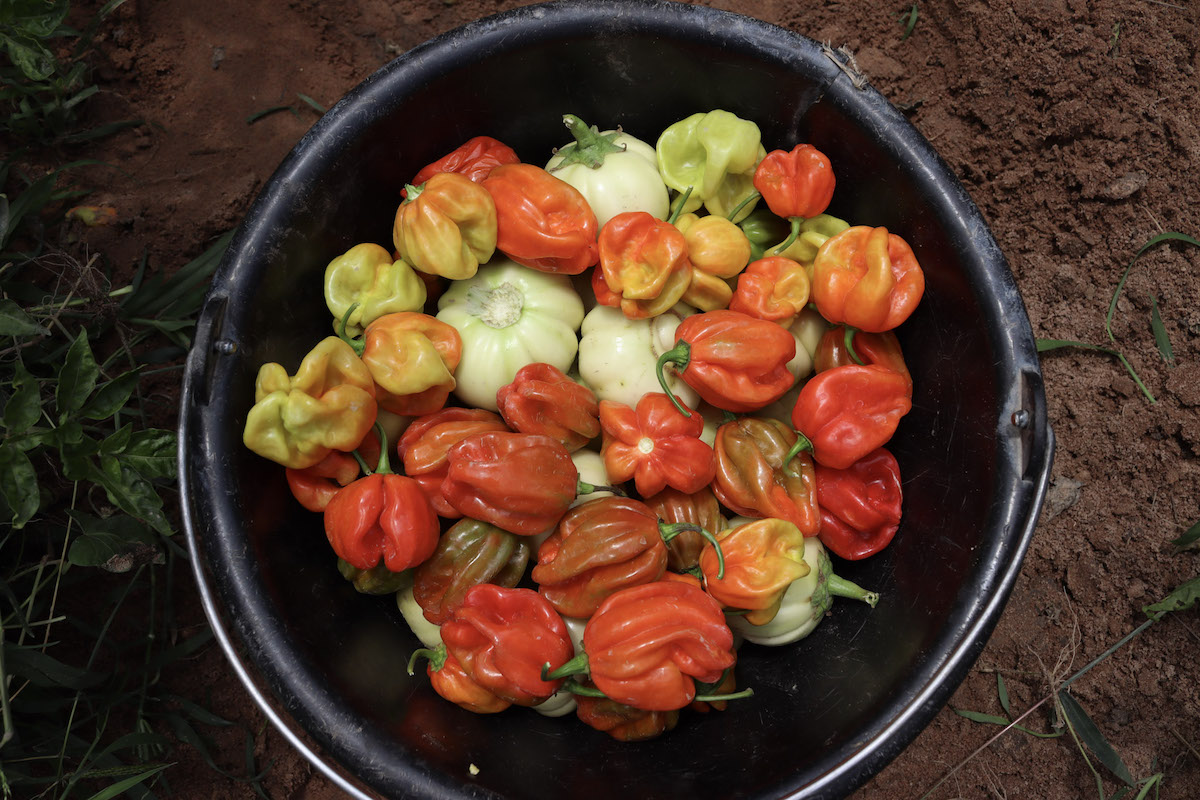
242;110;924;741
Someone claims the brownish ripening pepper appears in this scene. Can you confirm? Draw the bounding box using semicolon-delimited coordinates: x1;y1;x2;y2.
412;517;532;625
698;517;810;625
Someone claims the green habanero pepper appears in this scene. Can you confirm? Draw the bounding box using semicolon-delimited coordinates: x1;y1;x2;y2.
656;110;763;221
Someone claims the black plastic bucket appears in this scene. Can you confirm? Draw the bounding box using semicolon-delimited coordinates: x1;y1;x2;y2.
179;2;1054;798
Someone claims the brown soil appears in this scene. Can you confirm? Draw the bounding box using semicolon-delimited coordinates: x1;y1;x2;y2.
68;0;1200;797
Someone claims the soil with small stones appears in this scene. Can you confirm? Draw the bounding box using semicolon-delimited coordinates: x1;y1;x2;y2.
63;0;1200;797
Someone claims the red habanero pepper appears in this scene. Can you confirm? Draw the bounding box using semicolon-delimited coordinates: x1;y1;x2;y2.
441;431;579;535
598;392;716;498
396;407;509;518
482;163;600;275
698;518;810;625
408;135;520;192
496;362;600;452
655;309;796;416
440;584;574;706
711;416;821;537
532;495;718;619
575;581;737;711
285;428;380;512
752;143;836;254
323;430;439;573
814;324;913;395
727;256;811;325
644;486;724;571
407;644;512;714
575;691;680;741
790;364;912;470
814;447;904;560
596;211;694;319
412;518;532;624
810;225;925;332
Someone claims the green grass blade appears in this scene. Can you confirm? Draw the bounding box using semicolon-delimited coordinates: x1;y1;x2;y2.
1036;338;1118;355
296;92;326;114
1148;294;1173;366
81;762;171;800
246;104;296;124
953;708;1009;725
1057;689;1135;787
1142;575;1200;619
1171;519;1200;548
1106;231;1200;341
996;673;1011;715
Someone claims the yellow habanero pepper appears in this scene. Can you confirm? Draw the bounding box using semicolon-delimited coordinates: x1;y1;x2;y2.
243;337;378;469
323;242;427;336
673;212;752;311
393;172;497;280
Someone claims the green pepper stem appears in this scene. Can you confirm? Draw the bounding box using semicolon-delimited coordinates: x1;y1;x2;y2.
655;342;693;417
659;522;725;580
843;325;865;366
542;651;590;682
666;186;693;225
404;182;423;201
725;190;761;222
372;421;393;475
559;679;607;698
694;687;755;703
827;573;880;608
577;480;627;498
406;643;446;676
337;302;366;356
351;449;373;476
549;114;627;170
772;216;804;255
782;432;814;477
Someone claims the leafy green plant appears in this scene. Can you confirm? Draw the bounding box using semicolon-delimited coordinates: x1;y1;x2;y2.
897;3;919;41
1038;232;1199;404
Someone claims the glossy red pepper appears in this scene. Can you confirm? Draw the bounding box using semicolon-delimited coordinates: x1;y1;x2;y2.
285;433;376;513
408;135;520;191
410;645;512;714
396;407;509;518
727;256;811;324
482;163;599;274
323;441;439;573
644;486;723;572
814;447;904;560
575;692;680;741
790;364;912;470
698;518;810;625
596;211;694;319
753;143;836;220
496;362;600;452
711;417;820;537
655;309;796;416
413;518;532;624
814;324;913;395
440;583;574;706
598;392;716;498
441;431;579;535
531;496;669;619
579;581;736;711
811;225;925;332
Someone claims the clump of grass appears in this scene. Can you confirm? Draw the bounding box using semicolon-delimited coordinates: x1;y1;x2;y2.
1038;231;1199;404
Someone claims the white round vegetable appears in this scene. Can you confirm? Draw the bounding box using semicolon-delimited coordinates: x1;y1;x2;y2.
577;304;699;410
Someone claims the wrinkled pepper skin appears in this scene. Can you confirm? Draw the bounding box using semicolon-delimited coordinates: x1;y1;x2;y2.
644;486;723;571
409;135;520;190
441;584;574;706
360;312;462;416
285;429;381;512
655;110;763;216
482;163;600;275
663;310;796;413
753;143;836;220
425;647;513;714
698;517;810;625
583;580;736;711
575;692;680;741
441;432;579;535
674;212;748;311
598;392;716;498
396;407;508;518
814;447;904;560
791;364;912;470
597;211;694;319
728;256;811;324
496;362;600;452
814;324;913;395
393;172;498;280
532;496;669;619
336;558;411;595
711;417;821;536
811;225;925;332
243;337;377;469
323;243;426;336
413;518;532;624
324;472;439;573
